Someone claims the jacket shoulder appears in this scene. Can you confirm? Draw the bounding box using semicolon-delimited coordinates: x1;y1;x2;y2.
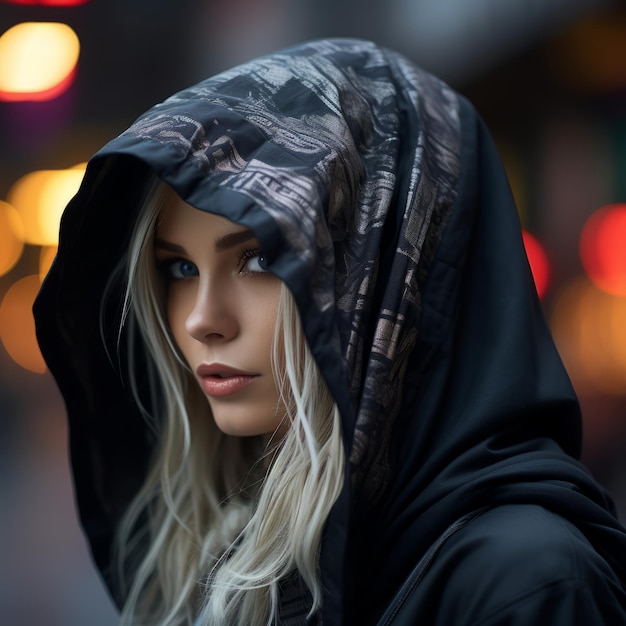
381;504;626;625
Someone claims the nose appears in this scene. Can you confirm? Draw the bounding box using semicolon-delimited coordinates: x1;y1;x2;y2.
184;278;238;342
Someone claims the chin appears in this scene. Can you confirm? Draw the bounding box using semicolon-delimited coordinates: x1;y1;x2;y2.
212;418;281;439
212;409;288;439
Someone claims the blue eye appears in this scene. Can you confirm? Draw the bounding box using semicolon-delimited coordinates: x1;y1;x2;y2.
241;250;268;274
164;259;198;279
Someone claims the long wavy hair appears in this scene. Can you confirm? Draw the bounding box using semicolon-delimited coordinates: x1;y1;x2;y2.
104;178;345;625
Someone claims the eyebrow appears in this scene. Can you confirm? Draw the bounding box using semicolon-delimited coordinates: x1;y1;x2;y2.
214;228;256;251
154;228;256;254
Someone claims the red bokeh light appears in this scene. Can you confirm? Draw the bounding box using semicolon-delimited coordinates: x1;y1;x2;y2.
1;1;89;5
522;229;551;299
580;203;626;297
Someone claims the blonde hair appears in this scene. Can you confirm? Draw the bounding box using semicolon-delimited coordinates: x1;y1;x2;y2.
108;179;344;625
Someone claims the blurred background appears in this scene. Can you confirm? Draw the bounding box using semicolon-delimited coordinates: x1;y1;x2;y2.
1;0;625;623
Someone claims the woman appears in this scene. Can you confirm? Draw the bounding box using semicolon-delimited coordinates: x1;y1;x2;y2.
34;38;626;624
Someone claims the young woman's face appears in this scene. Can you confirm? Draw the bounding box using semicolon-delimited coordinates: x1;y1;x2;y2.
154;191;286;438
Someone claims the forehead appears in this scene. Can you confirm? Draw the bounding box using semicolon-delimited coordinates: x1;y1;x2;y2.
156;188;240;238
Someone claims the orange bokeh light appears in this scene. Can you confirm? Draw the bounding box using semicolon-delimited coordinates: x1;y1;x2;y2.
0;200;25;275
0;66;77;102
0;22;80;102
7;165;86;246
39;246;57;281
551;276;626;397
0;274;46;374
548;12;626;93
580;204;626;297
522;229;550;299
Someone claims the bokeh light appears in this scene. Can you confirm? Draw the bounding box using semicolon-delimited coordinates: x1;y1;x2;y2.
0;22;80;101
579;203;626;297
522;229;550;299
548;11;626;93
551;276;626;397
0;200;25;275
39;246;58;281
0;274;46;374
7;165;86;246
2;1;89;5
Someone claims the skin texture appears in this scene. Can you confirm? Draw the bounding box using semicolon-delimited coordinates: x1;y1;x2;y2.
154;188;286;438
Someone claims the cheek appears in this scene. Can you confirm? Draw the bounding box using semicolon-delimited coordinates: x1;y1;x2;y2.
166;287;191;352
249;287;281;345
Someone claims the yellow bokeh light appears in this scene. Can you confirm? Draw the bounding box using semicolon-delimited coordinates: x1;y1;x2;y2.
0;22;80;99
550;276;626;396
7;165;85;246
0;200;25;275
0;274;46;374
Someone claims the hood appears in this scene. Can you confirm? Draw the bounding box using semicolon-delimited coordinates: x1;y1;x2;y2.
33;38;626;624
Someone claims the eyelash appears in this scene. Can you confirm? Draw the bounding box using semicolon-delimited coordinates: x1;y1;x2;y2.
239;248;268;275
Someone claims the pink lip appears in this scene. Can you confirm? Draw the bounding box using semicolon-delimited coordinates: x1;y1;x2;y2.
196;363;259;398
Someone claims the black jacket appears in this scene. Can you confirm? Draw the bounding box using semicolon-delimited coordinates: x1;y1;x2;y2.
33;38;626;624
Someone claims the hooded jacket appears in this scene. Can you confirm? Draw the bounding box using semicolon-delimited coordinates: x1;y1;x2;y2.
34;38;626;625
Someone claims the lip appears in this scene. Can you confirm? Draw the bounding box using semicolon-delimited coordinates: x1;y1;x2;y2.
196;363;259;398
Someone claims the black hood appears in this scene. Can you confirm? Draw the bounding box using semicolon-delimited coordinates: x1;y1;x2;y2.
33;38;626;623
